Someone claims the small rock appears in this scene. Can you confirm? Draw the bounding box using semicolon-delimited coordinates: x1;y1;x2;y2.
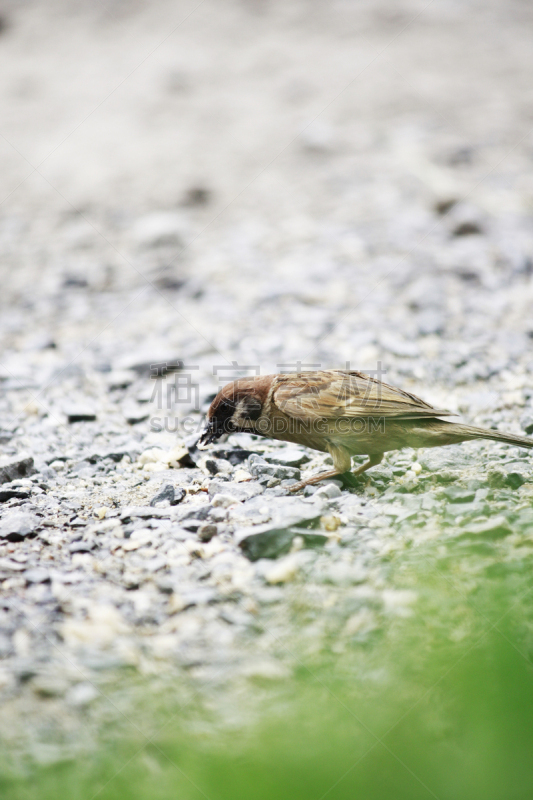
0;488;31;502
446;501;489;518
237;524;327;561
419;450;470;472
181;186;211;206
198;523;217;542
265;555;300;584
314;483;342;500
32;676;68;698
0;512;38;541
505;472;527;490
120;506;172;521
180;519;204;532
453;220;483;236
133;211;184;247
460;516;513;540
66;682;99;707
123;405;149;425
234;469;253;482
71;460;94;476
150;484;185;507
65;406;97;423
211;493;240;508
264;450;311;467
321;515;342;531
442;487;475;503
94;507;109;520
210;448;252;466
180;588;217;607
169;445;196;468
249;456;301;481
105;370;136;390
0;557;26;572
24;568;50;584
208;479;263;501
488;468;527;490
68;541;95;553
129;358;183;377
0;456;35;485
520;411;533;436
179;504;213;521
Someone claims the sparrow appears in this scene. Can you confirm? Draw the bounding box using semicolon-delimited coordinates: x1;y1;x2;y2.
198;370;533;491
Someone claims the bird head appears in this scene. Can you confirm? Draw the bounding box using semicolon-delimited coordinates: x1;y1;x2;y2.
197;376;272;448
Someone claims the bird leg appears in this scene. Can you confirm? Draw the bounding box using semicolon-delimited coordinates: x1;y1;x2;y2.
289;467;348;492
339;453;383;487
289;447;383;493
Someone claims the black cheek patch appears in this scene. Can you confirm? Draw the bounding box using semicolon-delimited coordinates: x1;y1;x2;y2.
241;397;262;421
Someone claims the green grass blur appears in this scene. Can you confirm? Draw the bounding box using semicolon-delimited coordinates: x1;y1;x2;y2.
3;534;533;800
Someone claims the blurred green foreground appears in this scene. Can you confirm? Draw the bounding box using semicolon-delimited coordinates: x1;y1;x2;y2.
2;532;533;800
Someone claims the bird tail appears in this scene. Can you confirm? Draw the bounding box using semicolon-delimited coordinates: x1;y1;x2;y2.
447;423;533;449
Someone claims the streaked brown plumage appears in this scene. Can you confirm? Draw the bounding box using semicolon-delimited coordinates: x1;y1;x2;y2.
198;370;533;490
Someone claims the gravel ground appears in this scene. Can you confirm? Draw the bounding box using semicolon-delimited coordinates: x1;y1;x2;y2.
1;0;533;766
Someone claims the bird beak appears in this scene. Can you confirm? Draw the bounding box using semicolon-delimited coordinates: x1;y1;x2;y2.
197;421;218;450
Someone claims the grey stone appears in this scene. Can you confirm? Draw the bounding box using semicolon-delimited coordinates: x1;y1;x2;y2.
208;507;227;523
71;460;94;474
0;512;38;541
133;211;184;248
487;467;529;490
123;406;150;425
24;567;50;584
314;483;342;499
105;370;136;390
70;517;87;527
68;541;95;553
237;525;328;561
0;456;35;485
238;494;323;526
150;484;185;507
179;504;213;521
264;450;311;467
181;588;218;607
65;406;97;423
0;488;31;502
89;446;142;463
208;480;264;501
143;557;167;572
446;502;489;518
120;506;173;521
66;682;99;707
198;523;217;542
181;519;204;532
209;447;253;466
0;557;26;572
460;516;513;540
442;487;476;503
249;458;301;481
419;449;470;472
520;411;533;436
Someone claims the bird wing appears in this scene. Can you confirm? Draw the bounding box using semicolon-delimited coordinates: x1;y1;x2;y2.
272;370;456;420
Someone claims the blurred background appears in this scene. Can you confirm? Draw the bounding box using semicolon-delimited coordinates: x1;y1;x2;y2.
1;0;533;396
2;1;533;798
